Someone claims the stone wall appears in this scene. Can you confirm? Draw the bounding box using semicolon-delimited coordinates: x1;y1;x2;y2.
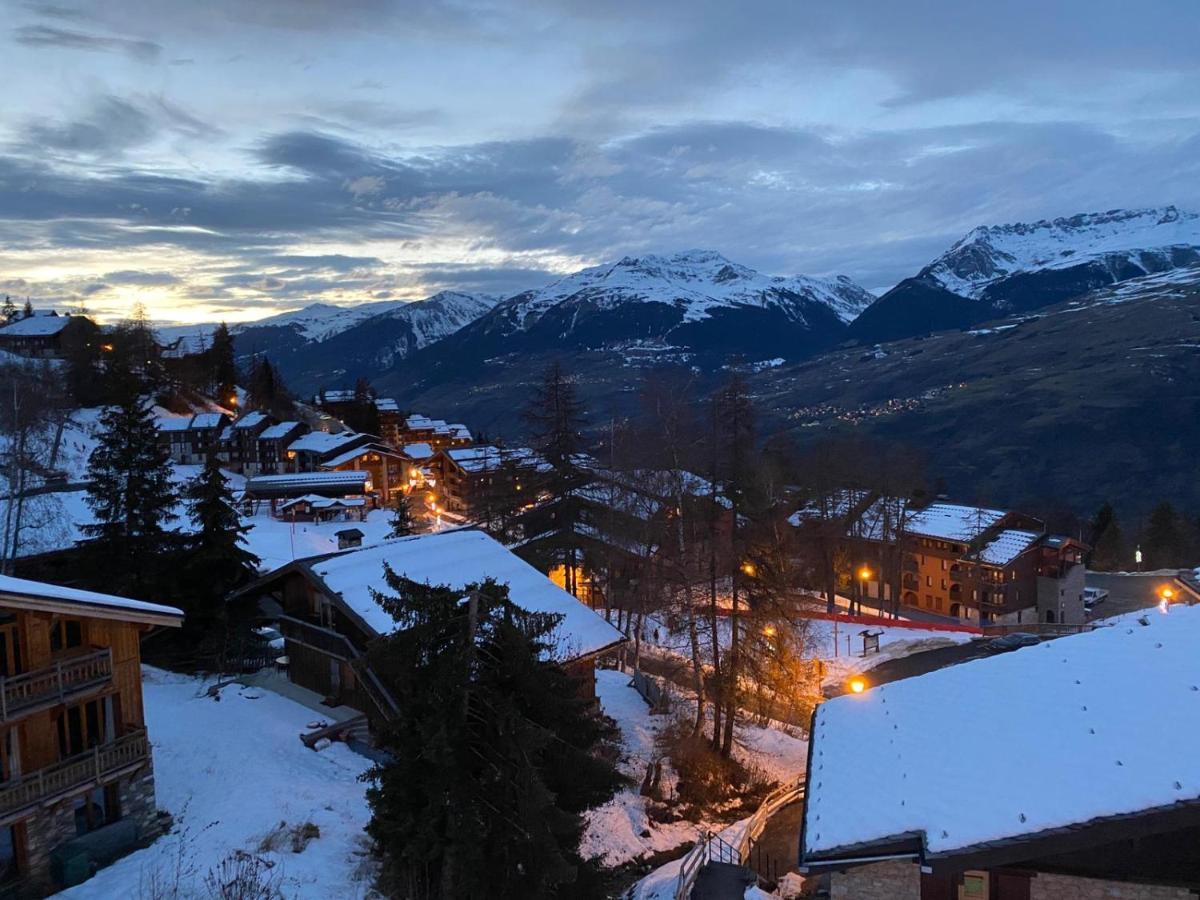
829;859;921;899
1031;872;1196;900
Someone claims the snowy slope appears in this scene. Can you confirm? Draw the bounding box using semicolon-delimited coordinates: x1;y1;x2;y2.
925;206;1200;299
502;250;873;328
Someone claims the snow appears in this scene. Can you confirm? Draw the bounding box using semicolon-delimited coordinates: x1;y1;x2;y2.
928;206;1200;299
0;314;72;336
287;431;365;455
905;502;1005;543
503;250;874;328
318;445;395;469
309;529;625;659
258;421;303;440
0;574;182;620
55;669;374;899
444;445;547;474
240;509;397;573
803;604;1200;860
977;529;1042;566
401;442;433;460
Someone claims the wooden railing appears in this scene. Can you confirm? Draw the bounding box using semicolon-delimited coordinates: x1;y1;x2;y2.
0;729;149;820
278;616;401;721
0;649;113;722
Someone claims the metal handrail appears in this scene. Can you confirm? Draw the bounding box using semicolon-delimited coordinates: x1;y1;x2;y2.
0;649;113;722
278;616;401;720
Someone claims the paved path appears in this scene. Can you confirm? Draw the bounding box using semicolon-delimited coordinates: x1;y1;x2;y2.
691;861;756;900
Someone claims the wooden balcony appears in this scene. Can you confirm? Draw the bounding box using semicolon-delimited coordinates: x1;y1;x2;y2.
278;615;360;661
0;649;113;723
0;729;149;825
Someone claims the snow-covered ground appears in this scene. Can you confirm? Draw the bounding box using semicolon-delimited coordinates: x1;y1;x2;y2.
581;669;808;870
56;668;374;899
241;508;396;573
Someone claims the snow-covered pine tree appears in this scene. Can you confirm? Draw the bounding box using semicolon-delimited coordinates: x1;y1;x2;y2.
21;300;32;319
184;450;260;617
0;297;16;325
82;364;179;596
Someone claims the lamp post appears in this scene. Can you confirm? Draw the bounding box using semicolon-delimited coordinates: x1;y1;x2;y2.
857;565;872;615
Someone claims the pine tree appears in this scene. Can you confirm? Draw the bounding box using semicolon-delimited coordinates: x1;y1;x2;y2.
1144;501;1188;569
183;451;260;619
387;492;416;538
83;364;180;596
520;361;589;594
209;323;238;405
0;297;16;325
364;574;622;899
246;356;292;418
1087;502;1123;571
21;300;32;319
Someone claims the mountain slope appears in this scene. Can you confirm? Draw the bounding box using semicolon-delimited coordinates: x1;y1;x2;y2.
232;291;499;392
756;263;1200;517
850;207;1200;343
381;251;874;396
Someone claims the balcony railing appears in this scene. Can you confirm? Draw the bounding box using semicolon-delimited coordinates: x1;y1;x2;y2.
0;649;113;723
0;729;149;822
278;615;360;661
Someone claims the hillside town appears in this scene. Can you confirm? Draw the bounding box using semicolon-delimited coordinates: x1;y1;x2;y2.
0;297;1196;900
2;2;1199;897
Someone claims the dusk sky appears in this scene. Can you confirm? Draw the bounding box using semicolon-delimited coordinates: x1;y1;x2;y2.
3;0;1199;323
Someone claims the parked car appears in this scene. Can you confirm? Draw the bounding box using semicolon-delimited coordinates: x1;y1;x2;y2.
1082;587;1109;610
984;632;1041;653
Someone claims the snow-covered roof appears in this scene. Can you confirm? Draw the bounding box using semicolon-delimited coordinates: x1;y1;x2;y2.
317;390;356;403
905;502;1006;543
190;412;227;430
803;607;1200;862
375;398;400;413
402;442;434;460
319;444;402;469
280;495;366;510
448;424;471;439
309;529;625;659
406;414;435;428
245;471;369;495
0;313;72;337
258;421;303;440
977;529;1042;566
0;573;183;625
444;445;546;474
232;411;269;430
288;431;364;455
156;416;195;432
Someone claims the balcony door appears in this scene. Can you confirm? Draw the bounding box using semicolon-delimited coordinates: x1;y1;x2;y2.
0;616;21;677
56;696;115;759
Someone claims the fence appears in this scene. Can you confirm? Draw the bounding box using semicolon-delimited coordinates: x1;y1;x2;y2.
630;670;672;713
0;649;112;722
672;779;806;900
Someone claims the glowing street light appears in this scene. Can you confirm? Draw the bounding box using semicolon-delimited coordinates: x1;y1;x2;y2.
848;676;867;694
1159;585;1176;602
858;566;872;582
741;561;756;578
762;624;777;638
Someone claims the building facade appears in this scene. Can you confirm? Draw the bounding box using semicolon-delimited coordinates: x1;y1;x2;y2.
0;575;183;895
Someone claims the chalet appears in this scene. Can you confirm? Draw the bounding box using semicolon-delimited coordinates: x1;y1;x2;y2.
243;471;371;518
0;574;182;893
255;421;308;475
0;314;98;360
373;398;403;447
277;496;366;523
792;495;1087;625
317;442;410;505
285;431;374;474
335;528;364;550
434;445;546;519
233;529;626;730
396;414;472;453
800;606;1200;899
155;412;232;465
221;412;273;474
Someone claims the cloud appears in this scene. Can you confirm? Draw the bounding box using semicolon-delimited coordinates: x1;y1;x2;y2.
12;24;161;62
22;94;222;158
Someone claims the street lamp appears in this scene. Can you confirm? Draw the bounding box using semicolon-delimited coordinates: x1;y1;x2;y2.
858;565;872;611
848;676;867;694
741;561;756;578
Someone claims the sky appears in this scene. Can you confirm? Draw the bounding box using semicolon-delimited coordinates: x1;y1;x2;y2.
2;0;1199;325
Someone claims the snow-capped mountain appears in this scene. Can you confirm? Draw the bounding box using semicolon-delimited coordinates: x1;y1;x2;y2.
379;251;874;404
850;206;1200;343
500;250;873;330
230;291;500;392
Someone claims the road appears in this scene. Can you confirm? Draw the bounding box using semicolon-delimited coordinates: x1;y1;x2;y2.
1085;570;1184;621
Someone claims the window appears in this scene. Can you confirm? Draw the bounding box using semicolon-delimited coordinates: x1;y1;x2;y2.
925;576;932;587
73;784;120;837
0;619;20;677
57;697;112;759
940;579;947;590
940;559;947;571
960;872;988;898
49;618;83;654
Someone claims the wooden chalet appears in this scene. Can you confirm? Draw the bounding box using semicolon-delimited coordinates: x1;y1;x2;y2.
0;575;182;893
242;471;372;517
317;442;410;505
155;412;232;465
232;529;626;731
0;314;98;360
285;431;375;474
433;445;545;519
220;412;274;474
396;415;472;454
800;607;1200;899
254;421;307;476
